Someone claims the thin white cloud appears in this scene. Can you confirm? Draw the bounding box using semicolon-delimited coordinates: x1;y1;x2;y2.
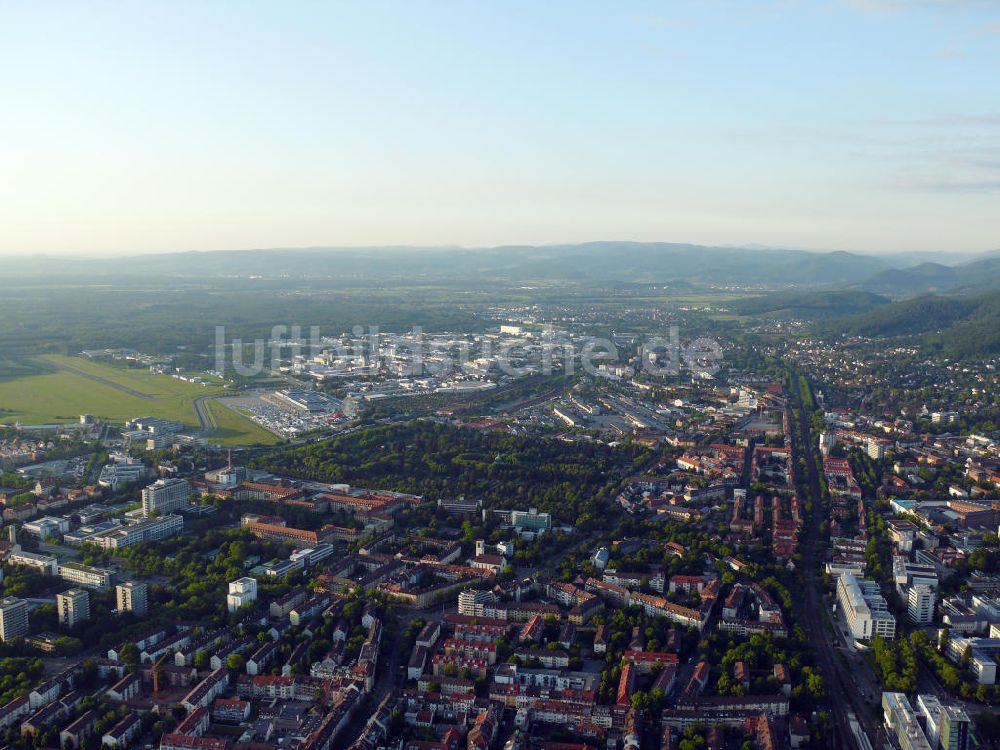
841;0;998;12
894;174;1000;192
869;113;1000;127
720;113;1000;193
886;134;1000;192
642;14;683;28
935;44;965;56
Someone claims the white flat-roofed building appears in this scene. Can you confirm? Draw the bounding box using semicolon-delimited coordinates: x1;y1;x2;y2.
893;557;938;595
825;560;865;578
488;507;551;533
57;562;116;592
289;543;337;568
972;593;1000;622
887;519;918;552
946;636;1000;685
458;589;497;617
882;692;932;750
23;516;70;539
74;504;112;524
940;597;985;634
92;515;183;550
261;558;302;578
126;417;184;435
6;546;58;576
906;585;936;626
867;438;885;460
916;694;945;749
63;520;122;546
838;574;896;641
227;577;258;613
914;694;969;750
818;431;836;456
141;478;191;516
98;460;146;490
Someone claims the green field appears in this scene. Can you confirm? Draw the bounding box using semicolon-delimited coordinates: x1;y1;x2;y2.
0;355;276;445
204;398;282;446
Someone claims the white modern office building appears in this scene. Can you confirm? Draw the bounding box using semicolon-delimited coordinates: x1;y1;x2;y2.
893;557;939;594
837;574;896;640
882;692;933;750
98;457;147;490
92;515;184;550
946;636;999;685
141;478;191;516
906;585;936;625
916;694;971;750
23;516;71;539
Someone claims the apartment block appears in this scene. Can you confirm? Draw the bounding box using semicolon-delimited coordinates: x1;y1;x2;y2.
57;589;90;628
116;581;148;616
0;597;29;642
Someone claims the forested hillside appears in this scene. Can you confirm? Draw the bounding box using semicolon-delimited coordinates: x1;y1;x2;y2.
819;290;1000;357
729;290;890;318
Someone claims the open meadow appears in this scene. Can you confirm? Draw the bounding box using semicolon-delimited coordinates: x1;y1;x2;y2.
0;355;280;445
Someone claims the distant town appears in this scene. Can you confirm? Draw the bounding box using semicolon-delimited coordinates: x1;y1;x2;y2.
4;0;999;742
2;301;999;750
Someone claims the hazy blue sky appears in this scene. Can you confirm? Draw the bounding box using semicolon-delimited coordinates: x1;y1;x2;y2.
1;0;998;256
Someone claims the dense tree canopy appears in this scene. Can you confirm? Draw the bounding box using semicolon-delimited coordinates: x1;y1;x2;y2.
250;421;642;524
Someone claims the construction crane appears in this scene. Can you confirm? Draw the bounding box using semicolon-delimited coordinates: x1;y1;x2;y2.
152;652;169;700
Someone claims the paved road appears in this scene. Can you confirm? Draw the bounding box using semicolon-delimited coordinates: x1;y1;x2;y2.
337;606;448;746
789;375;881;749
49;360;153;399
193;395;219;435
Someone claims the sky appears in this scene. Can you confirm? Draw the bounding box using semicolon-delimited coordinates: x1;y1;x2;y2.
1;0;999;257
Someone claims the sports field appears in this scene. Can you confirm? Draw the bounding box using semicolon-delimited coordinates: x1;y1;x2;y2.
0;355;279;445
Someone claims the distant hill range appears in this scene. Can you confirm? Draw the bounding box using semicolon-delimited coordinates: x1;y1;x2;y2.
852;255;1000;296
818;289;1000;357
2;241;997;288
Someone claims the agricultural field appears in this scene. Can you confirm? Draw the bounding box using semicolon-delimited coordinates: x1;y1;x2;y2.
0;355;276;445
